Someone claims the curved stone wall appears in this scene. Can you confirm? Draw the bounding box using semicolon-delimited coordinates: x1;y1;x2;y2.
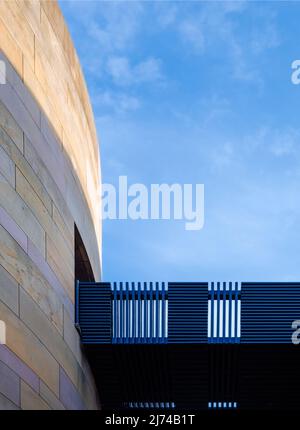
0;0;101;409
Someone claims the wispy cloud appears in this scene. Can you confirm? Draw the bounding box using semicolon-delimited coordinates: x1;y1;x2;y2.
209;141;236;169
243;127;300;158
61;0;163;118
179;19;205;52
250;9;281;54
86;2;143;53
93;90;140;113
169;1;280;85
106;56;162;86
155;3;178;28
270;129;299;157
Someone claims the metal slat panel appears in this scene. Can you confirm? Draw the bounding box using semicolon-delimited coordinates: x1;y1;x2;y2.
208;282;240;344
162;282;166;341
132;282;135;342
150;282;153;342
241;282;300;344
78;282;112;344
234;282;239;343
120;282;123;343
108;282;168;344
156;282;159;344
216;282;220;341
138;282;142;342
144;282;148;343
168;282;208;343
222;282;226;344
113;282;117;342
210;282;214;343
126;282;129;342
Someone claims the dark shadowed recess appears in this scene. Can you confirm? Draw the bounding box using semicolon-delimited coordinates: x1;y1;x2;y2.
75;224;95;282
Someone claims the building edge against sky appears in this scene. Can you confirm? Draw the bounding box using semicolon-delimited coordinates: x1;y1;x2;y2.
0;1;101;409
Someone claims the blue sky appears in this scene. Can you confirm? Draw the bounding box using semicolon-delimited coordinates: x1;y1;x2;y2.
60;0;300;282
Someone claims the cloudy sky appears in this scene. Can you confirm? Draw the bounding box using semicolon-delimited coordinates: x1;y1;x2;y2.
60;0;300;282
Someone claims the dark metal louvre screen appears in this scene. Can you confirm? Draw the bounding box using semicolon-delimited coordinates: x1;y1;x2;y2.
112;282;167;344
168;282;208;343
208;282;240;344
77;282;112;344
241;282;300;344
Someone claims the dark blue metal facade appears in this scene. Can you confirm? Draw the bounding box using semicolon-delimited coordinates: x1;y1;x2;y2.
76;281;300;345
76;281;300;410
75;281;112;344
241;282;300;343
168;282;208;343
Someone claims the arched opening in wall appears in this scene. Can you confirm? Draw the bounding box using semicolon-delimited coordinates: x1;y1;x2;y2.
75;224;95;282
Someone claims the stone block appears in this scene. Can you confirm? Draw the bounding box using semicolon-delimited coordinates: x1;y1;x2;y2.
40;380;65;410
0;344;39;392
0;224;62;333
0;100;23;153
0;299;60;395
0;145;15;187
0;391;19;410
0;263;19;315
0;359;20;406
0;171;45;256
21;381;50;410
